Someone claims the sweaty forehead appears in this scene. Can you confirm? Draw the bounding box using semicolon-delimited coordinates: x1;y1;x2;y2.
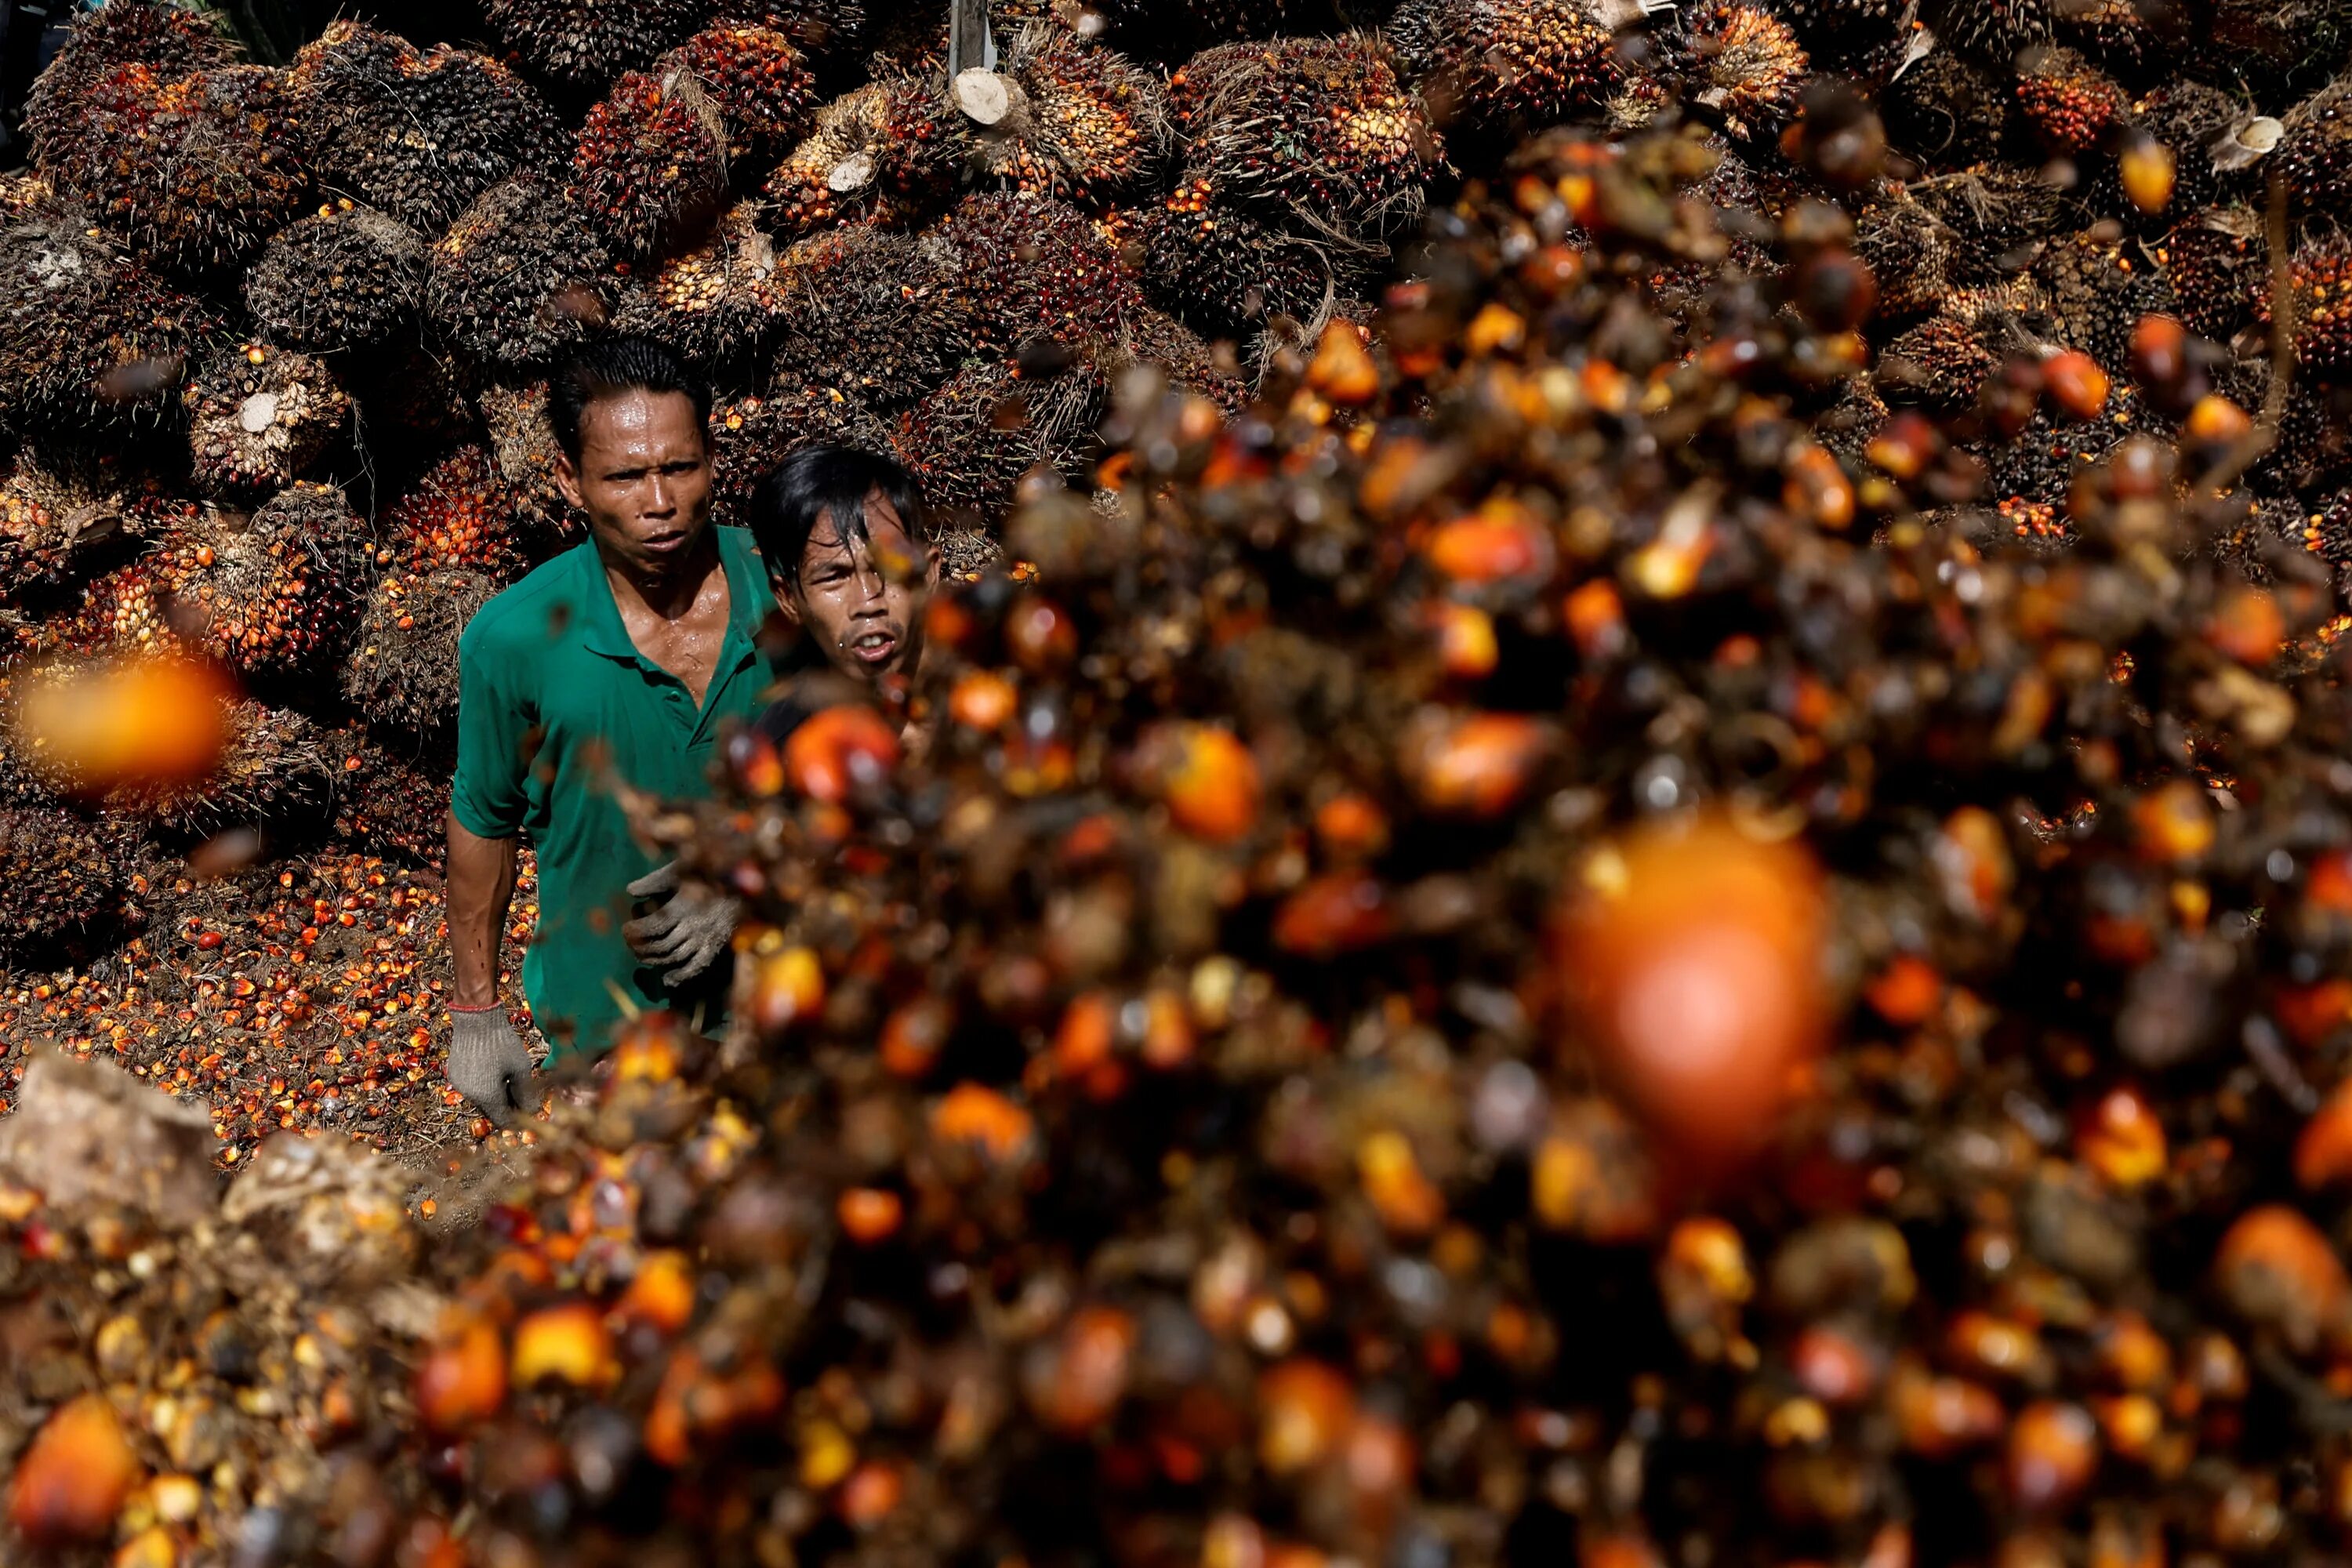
805;493;916;557
578;390;702;466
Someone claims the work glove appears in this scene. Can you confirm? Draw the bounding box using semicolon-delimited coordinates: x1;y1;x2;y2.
447;1005;537;1127
623;860;744;989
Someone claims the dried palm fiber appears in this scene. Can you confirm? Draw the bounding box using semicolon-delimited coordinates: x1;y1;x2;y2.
480;0;706;91
1852;193;1961;319
613;204;790;372
48;63;311;278
942;27;1170;206
765;223;970;406
328;733;452;869
0;210;212;435
762;78;960;236
383;446;526;579
1142;173;1366;336
1924;0;2056;65
426;180;619;370
707;380;896;528
1171;35;1436;236
938;191;1142;353
894;357;1111;517
0;447;189;603
1910;163;2073;269
183;345;352;504
1671;5;1809;142
66;483;374;679
477;381;585;552
288;23;564;240
572;68;731;263
1387;0;1622;137
2035;226;2171;369
1879;52;2015;168
244;204;427;354
660;24;823;166
342;564;500;734
2155;208;2261;339
2014;45;2125;152
22;0;235;171
1112;306;1252;413
0;802;133;954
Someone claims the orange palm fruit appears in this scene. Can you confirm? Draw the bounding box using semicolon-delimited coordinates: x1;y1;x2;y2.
9;1395;141;1546
784;705;901;803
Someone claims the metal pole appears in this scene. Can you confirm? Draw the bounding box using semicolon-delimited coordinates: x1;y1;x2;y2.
947;0;993;79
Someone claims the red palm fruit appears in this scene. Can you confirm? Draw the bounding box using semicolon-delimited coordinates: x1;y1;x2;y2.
8;1395;141;1546
785;705;902;802
1146;722;1261;842
416;1313;507;1435
2215;1205;2349;1353
1558;815;1826;1158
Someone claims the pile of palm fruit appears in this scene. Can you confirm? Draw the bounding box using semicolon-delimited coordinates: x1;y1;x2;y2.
16;0;2352;1559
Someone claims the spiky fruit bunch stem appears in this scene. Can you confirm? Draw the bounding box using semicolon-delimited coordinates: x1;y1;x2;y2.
953;27;1171;205
571;70;732;263
0;448;183;603
245;205;426;354
289;24;564;239
661;25;822;165
183;347;352;503
1172;35;1437;236
50;64;313;278
426;180;619;370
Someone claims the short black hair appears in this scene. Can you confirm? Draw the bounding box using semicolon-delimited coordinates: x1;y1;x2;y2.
547;332;713;463
748;444;927;587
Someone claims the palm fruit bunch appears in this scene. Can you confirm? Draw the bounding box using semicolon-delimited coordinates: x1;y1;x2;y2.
717;0;869;59
477;380;585;550
1668;3;1812;142
762;78;958;236
949;27;1170;207
615;203;789;373
893;356;1110;514
1096;0;1310;56
570;69;732;263
288;23;564;240
67;484;373;681
2034;227;2172;371
329;734;455;868
765;224;971;405
1909;162;2071;267
0;212;212;435
480;0;709;91
242;204;428;354
343;566;502;734
0;448;183;604
426;179;619;369
382;445;528;581
20;0;235;170
1143;172;1371;338
1172;35;1437;237
659;24;823;167
0;803;133;955
1878;52;2016;168
1769;0;1909;72
1116;304;1254;413
2092;82;2238;225
1927;0;2056;65
707;381;898;526
181;345;352;503
2013;45;2125;152
2267;234;2352;380
2157;209;2262;340
45;62;312;278
2279;78;2352;218
1388;0;1623;141
940;191;1142;351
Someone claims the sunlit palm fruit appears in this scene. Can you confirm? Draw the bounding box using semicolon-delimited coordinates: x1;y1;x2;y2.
1171;35;1437;237
1388;0;1622;138
383;446;527;580
713;0;869;59
288;23;563;240
1675;4;1810;142
938;191;1142;353
0;448;183;602
763;78;959;237
22;0;234;173
766;223;972;407
99;697;332;834
953;27;1170;206
570;68;731;263
659;24;822;167
615;204;790;374
426;180;619;370
342;565;501;735
2014;45;2125;153
244;204;427;354
2264;235;2352;381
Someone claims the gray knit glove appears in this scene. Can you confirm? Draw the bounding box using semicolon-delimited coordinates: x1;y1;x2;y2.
447;1007;536;1127
623;860;744;988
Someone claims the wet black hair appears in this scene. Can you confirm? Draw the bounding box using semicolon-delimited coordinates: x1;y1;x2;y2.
748;443;928;587
547;332;712;463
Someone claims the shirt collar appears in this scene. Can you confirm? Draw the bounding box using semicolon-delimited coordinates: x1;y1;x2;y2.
575;529;772;666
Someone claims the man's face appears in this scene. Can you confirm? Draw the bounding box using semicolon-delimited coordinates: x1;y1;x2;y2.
554;389;713;578
776;491;938;690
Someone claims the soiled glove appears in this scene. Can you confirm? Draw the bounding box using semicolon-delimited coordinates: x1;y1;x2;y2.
448;1007;536;1127
623;860;743;989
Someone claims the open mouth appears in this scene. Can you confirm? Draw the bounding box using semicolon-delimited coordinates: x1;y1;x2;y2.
849;628;900;666
641;531;688;554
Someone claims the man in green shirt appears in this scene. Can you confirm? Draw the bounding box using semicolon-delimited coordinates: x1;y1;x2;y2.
444;334;778;1123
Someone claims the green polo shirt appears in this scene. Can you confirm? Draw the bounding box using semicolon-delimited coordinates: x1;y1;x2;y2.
451;528;776;1058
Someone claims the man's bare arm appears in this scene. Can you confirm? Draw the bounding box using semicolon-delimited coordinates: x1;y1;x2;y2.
447;814;518;1007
